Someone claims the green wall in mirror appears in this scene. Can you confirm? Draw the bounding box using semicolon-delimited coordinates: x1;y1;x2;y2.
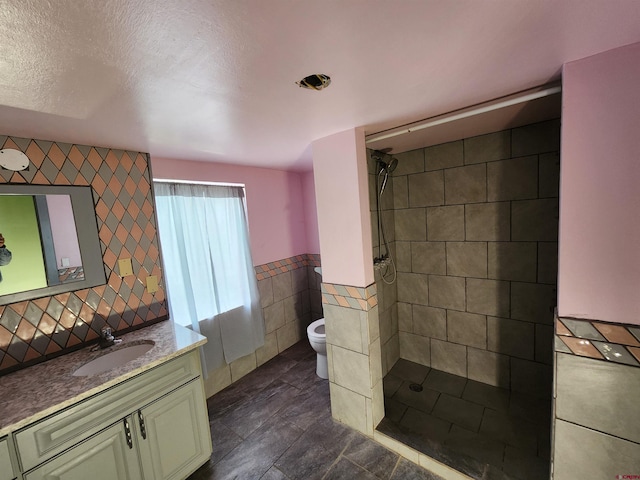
0;195;47;295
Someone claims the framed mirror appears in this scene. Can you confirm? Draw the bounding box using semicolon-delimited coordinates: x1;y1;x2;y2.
0;184;106;305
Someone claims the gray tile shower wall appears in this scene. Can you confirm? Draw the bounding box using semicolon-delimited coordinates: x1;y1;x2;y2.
369;120;560;397
369;152;399;375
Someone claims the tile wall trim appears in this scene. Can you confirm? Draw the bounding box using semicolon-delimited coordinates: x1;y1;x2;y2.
321;282;377;311
555;314;640;367
254;253;320;280
0;135;167;375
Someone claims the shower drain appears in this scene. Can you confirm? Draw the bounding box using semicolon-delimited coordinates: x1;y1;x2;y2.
409;383;423;392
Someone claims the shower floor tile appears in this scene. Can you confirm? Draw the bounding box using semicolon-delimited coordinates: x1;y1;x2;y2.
377;360;551;480
423;369;467;397
445;425;506;467
431;394;484;432
388;358;431;383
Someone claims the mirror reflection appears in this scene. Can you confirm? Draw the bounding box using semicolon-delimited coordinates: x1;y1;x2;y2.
0;194;84;297
0;184;105;305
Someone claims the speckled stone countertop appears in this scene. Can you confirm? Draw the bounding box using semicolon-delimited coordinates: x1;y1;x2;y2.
0;320;206;436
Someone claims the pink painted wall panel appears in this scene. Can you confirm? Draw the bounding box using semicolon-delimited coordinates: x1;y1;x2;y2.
302;170;320;254
151;157;309;266
312;128;374;288
558;41;640;325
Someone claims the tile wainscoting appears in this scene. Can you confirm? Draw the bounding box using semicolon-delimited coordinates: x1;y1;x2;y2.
552;315;640;478
321;281;385;437
202;254;322;398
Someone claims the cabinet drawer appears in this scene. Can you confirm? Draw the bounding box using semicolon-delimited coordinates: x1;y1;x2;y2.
16;350;201;472
0;436;15;480
23;420;142;480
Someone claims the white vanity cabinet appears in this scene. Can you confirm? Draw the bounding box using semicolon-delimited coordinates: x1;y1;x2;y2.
12;349;212;480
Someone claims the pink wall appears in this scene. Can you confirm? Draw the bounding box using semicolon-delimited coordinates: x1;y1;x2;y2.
312;128;374;287
151;157;310;266
558;41;640;325
302;170;320;255
46;194;82;267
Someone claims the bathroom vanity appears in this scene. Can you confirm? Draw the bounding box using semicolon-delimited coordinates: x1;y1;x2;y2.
0;321;212;480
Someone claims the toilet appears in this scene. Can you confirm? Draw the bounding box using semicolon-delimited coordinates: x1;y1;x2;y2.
307;318;328;379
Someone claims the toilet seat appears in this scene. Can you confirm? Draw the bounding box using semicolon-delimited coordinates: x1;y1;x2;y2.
306;318;328;379
307;318;325;341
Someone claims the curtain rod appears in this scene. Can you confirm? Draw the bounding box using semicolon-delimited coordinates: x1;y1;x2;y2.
365;83;562;145
153;178;245;188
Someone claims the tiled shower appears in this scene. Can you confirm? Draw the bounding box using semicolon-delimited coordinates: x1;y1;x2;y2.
369;119;560;479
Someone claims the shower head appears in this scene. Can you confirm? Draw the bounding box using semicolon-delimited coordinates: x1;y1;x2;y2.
379;157;397;195
371;149;398;195
372;149;397;175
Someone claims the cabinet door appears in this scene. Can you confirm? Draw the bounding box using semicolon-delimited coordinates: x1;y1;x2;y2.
24;419;142;480
136;379;212;480
0;436;15;480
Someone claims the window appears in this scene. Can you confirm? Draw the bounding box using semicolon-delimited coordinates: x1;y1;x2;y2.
154;181;264;371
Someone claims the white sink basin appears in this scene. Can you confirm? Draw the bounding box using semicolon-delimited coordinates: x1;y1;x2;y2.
73;343;155;376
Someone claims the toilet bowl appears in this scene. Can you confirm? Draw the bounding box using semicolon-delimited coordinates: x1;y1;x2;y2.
307;318;328;379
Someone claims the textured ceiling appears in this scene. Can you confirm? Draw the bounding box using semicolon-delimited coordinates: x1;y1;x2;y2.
1;1;640;170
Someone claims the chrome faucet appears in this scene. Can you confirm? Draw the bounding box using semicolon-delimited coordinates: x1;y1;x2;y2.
99;326;120;348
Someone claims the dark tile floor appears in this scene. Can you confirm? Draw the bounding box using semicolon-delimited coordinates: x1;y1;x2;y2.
188;341;443;480
377;359;552;480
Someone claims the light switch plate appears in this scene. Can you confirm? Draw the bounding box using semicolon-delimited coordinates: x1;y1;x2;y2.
146;275;158;293
118;258;133;277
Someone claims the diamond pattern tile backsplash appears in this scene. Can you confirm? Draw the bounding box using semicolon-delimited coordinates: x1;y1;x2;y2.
555;315;640;368
0;135;167;375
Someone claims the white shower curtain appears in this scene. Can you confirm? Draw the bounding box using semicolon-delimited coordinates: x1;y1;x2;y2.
154;182;265;373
